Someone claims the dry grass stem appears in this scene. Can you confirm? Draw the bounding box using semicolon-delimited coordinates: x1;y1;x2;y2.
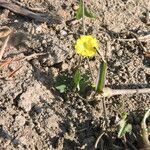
117;34;150;42
101;87;150;97
141;109;150;148
0;26;12;38
94;132;105;149
0;35;10;61
0;52;47;67
8;65;22;78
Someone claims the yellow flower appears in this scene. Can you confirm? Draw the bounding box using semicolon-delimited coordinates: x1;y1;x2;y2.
75;35;98;57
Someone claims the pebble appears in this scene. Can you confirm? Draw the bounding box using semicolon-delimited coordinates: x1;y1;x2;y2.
62;63;69;71
18;97;32;112
72;4;79;11
114;61;121;67
14;20;18;23
117;50;123;56
14;115;26;126
60;30;67;36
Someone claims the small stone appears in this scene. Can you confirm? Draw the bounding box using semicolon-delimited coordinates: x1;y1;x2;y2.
57;9;70;21
62;63;69;70
72;4;79;11
14;115;26;126
114;61;121;67
60;30;67;36
42;40;47;44
117;50;123;56
14;20;18;23
18;97;32;112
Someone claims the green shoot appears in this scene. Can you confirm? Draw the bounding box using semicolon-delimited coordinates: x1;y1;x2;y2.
73;69;81;91
96;61;107;93
118;113;132;138
76;0;96;20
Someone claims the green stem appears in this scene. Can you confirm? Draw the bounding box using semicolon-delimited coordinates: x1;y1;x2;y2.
96;60;107;93
82;0;85;35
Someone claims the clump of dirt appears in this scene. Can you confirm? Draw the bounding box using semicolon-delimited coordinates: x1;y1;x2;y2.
0;0;150;150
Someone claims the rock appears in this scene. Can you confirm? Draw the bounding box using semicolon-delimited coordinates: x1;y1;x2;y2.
18;97;32;112
60;30;67;36
14;114;26;127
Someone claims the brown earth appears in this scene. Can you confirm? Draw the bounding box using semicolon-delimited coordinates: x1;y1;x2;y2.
0;0;150;150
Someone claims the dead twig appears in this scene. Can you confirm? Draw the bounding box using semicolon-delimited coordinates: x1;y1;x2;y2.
0;53;47;77
141;109;150;148
0;26;12;38
8;65;22;78
129;32;147;52
0;0;62;24
20;52;47;61
11;0;46;13
0;52;47;67
0;35;10;60
100;87;150;97
0;57;14;68
117;34;150;42
94;132;105;149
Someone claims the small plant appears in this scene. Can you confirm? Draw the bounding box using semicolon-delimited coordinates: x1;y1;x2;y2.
74;0;107;94
76;0;96;20
117;112;132;138
54;73;73;93
55;0;150;99
73;69;81;91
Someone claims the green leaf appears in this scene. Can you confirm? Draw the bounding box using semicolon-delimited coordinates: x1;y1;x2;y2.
118;113;132;138
84;6;96;18
76;0;83;20
73;69;81;91
76;0;96;20
56;85;67;93
118;123;132;138
124;124;132;133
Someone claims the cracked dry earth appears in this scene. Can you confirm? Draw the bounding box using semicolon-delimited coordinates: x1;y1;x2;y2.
0;0;150;150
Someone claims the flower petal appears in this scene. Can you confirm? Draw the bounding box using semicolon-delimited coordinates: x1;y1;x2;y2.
75;35;98;57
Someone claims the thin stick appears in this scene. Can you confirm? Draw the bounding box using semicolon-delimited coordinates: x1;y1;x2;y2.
0;35;10;61
82;0;85;35
20;52;47;61
141;109;150;147
102;97;109;131
117;34;150;42
0;57;14;68
0;0;61;24
101;87;150;97
8;65;22;78
94;132;105;149
129;32;146;52
0;26;12;38
0;53;47;68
